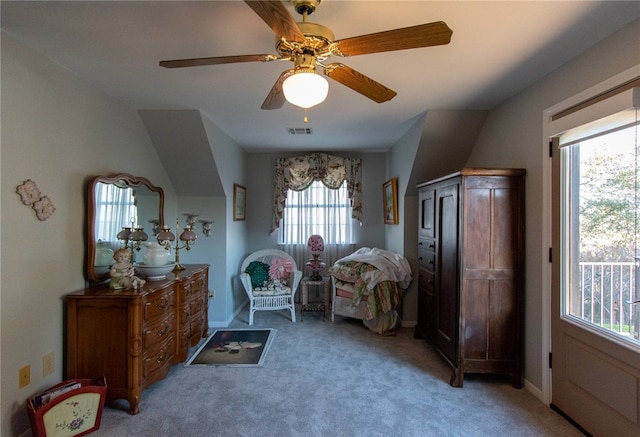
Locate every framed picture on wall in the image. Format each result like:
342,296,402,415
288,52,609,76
383,178,398,225
233,184,246,221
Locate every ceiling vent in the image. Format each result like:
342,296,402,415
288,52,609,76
287,127,313,135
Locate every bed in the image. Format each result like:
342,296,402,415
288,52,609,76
328,247,412,335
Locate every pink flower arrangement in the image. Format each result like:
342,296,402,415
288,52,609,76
269,258,293,280
307,234,325,255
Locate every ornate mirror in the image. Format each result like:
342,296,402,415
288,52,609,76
86,173,164,284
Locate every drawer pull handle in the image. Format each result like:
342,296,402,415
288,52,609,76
429,243,435,250
156,298,168,310
418,256,423,260
157,326,168,336
156,351,168,363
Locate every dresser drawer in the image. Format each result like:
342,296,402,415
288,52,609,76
190,295,204,315
418,249,436,272
190,314,204,338
178,281,193,303
419,268,435,293
196,275,207,291
143,288,175,322
179,305,190,328
419,284,434,313
143,312,175,350
143,337,174,378
418,238,436,253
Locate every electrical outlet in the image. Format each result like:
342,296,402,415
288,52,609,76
19,365,30,388
43,352,55,377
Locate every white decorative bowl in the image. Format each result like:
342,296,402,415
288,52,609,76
134,263,176,280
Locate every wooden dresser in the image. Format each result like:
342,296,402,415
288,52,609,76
65,264,209,414
414,169,525,388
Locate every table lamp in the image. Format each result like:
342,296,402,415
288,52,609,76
306,234,326,281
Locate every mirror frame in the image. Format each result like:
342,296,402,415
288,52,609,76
86,173,164,284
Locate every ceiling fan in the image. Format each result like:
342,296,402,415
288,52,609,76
159,0,453,110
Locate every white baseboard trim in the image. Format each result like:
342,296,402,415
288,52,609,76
208,300,249,329
523,378,545,404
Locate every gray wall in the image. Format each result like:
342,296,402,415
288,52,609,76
202,117,248,325
466,18,640,391
1,33,177,436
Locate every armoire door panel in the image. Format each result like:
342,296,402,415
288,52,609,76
488,280,518,360
492,188,519,268
464,187,491,262
462,280,490,360
436,183,460,363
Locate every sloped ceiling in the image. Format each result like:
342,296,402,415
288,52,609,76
139,110,224,196
408,109,489,194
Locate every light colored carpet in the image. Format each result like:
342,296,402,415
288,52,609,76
93,307,584,437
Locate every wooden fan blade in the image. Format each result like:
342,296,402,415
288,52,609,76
160,54,277,68
245,0,305,43
334,21,452,57
261,69,294,110
324,64,396,103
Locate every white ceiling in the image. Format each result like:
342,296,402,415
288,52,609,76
2,1,640,152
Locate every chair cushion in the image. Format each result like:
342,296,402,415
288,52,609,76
245,261,270,289
253,286,291,296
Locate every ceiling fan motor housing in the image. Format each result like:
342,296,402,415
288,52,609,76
292,53,317,72
275,21,334,61
292,0,321,16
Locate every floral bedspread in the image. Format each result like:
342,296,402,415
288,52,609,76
329,260,402,321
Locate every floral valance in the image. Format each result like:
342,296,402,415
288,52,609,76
271,153,362,233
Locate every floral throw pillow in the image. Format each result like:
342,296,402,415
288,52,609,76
269,258,293,283
245,261,270,289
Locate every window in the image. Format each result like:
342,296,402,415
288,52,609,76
560,119,640,343
94,183,137,244
279,180,354,245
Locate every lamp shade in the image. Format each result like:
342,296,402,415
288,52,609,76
179,226,197,243
307,234,325,255
116,227,132,241
283,71,329,109
156,226,175,243
129,227,148,242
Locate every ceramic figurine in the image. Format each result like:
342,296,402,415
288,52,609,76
110,248,146,290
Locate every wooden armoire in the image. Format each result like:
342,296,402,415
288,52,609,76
414,168,525,388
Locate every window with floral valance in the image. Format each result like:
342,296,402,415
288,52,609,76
271,153,362,233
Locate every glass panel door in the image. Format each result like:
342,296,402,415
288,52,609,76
552,122,640,435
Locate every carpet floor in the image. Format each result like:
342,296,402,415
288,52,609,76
93,307,584,436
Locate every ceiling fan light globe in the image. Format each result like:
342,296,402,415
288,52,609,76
283,72,328,109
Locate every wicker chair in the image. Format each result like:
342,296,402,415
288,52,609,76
239,249,302,325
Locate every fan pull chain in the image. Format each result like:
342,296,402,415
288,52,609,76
303,108,308,123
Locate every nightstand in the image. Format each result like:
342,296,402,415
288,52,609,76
300,277,330,320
